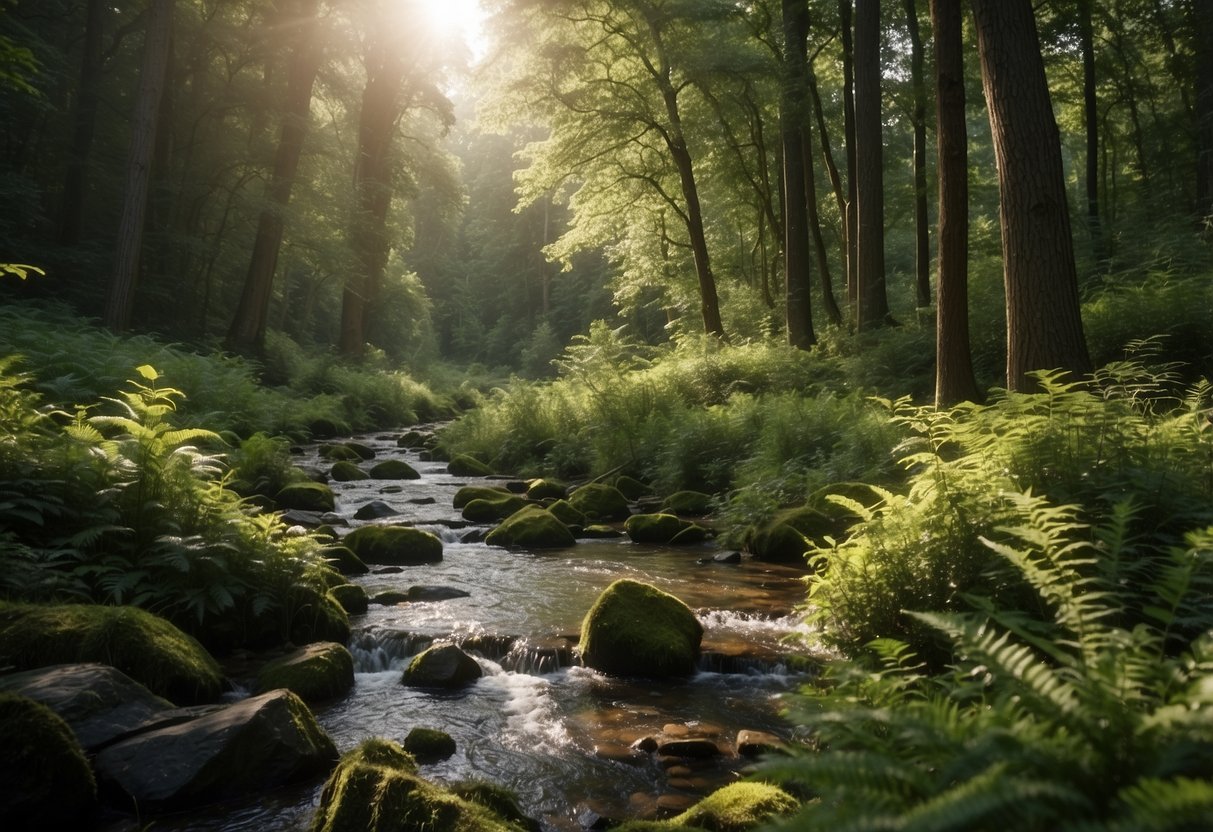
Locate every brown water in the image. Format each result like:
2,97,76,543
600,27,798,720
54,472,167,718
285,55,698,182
153,432,816,831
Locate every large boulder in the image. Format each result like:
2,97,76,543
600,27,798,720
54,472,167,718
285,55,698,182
0,663,171,750
484,506,576,549
354,499,399,520
319,443,364,462
330,460,369,482
402,644,482,689
330,583,370,615
0,602,223,705
344,525,443,566
579,580,702,678
288,586,352,646
95,689,337,811
311,739,521,832
323,544,369,576
525,478,568,501
623,513,709,545
369,459,421,480
0,692,97,829
452,485,514,509
670,782,798,831
256,642,355,703
447,454,494,477
276,481,336,512
461,493,527,523
567,483,631,522
546,499,587,528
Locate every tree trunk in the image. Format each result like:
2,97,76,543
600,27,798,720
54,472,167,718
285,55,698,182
853,0,889,330
808,67,849,286
839,0,858,307
904,0,931,308
782,0,815,348
931,0,979,406
1196,0,1213,222
971,0,1092,391
227,0,323,352
104,0,174,333
1077,0,1106,269
806,138,842,326
59,0,105,247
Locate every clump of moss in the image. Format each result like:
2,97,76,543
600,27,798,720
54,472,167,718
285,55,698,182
448,454,494,476
484,506,576,549
369,459,421,480
462,494,527,522
276,481,336,512
0,692,97,829
256,642,355,703
579,580,702,678
343,526,443,565
453,485,514,509
672,782,798,831
288,587,352,646
310,739,525,832
330,583,369,615
403,727,457,763
567,483,631,522
0,602,223,704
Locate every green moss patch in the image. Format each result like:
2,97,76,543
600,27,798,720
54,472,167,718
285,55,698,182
369,459,421,480
256,642,355,703
0,692,97,828
344,525,443,565
403,727,457,763
330,460,370,482
547,499,587,527
453,485,514,509
660,490,715,517
579,580,703,678
0,602,223,704
330,583,369,615
462,493,527,522
525,478,568,500
568,483,632,522
624,513,694,544
485,506,576,549
672,782,798,831
448,454,494,476
745,505,850,563
276,481,336,512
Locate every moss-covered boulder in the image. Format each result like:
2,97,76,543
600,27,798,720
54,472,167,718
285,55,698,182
288,587,352,646
624,513,694,544
613,475,651,501
0,602,223,704
568,483,632,522
369,459,421,480
448,454,494,477
547,499,587,527
525,478,568,500
580,524,624,539
402,644,482,689
671,782,798,831
311,739,522,832
670,523,711,545
0,692,97,828
579,580,702,678
461,493,527,523
323,544,369,576
330,583,369,615
344,525,443,566
402,727,457,763
450,781,540,832
276,481,336,512
745,505,851,563
256,642,355,703
452,485,514,509
319,443,364,462
330,460,370,482
484,506,576,549
660,490,715,517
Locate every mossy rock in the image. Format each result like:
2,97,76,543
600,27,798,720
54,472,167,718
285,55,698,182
346,442,377,460
276,481,336,512
450,781,540,832
402,644,482,689
447,454,494,477
746,505,851,563
369,459,421,480
256,642,355,703
0,602,223,705
397,430,427,449
308,418,349,440
344,525,443,566
547,499,587,527
624,513,694,544
580,524,624,539
461,493,527,523
485,506,576,549
672,782,798,831
613,474,651,501
330,460,370,482
452,485,514,509
0,692,97,828
661,490,715,517
311,739,521,832
288,587,352,646
670,523,711,545
319,443,364,462
525,478,568,500
579,580,702,678
568,483,632,522
402,727,457,763
322,544,369,576
330,583,369,615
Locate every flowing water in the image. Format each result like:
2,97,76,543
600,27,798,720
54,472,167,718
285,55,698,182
159,431,816,831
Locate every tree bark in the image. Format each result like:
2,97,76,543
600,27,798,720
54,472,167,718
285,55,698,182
1077,0,1106,269
839,0,858,306
853,0,889,330
1196,0,1213,222
59,0,105,246
931,0,979,406
227,0,323,352
904,0,931,308
971,0,1092,391
782,0,815,348
104,0,174,333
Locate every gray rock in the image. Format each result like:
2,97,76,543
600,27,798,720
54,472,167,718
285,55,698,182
353,500,399,520
407,585,471,602
655,737,721,758
402,644,482,689
736,729,786,757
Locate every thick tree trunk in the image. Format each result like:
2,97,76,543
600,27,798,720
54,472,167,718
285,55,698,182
971,0,1092,391
782,0,815,348
227,0,323,352
1196,0,1213,222
59,0,105,246
931,0,979,406
853,0,889,330
104,0,174,333
904,0,930,308
839,0,858,307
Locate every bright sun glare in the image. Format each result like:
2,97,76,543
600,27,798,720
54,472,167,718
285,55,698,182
416,0,489,58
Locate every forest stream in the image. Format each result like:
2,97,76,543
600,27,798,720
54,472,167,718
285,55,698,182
149,431,815,832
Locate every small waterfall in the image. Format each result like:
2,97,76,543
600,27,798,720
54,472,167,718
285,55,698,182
499,639,577,675
414,523,473,544
349,629,435,672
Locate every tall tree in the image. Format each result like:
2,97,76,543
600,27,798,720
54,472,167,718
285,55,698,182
58,0,105,247
853,0,889,330
971,0,1091,391
903,0,930,308
931,0,978,406
1196,0,1213,223
781,0,814,348
227,0,324,353
1077,0,1105,266
839,0,858,304
103,0,174,332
